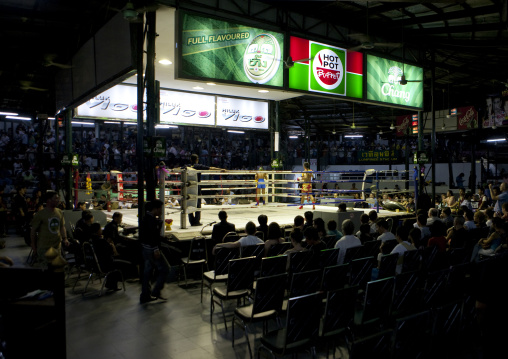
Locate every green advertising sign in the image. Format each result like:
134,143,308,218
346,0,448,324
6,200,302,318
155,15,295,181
179,12,284,86
288,37,363,98
366,54,423,109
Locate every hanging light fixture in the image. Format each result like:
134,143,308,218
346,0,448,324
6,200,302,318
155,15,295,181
351,103,356,129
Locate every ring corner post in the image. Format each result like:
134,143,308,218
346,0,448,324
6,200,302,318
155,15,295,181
180,168,188,229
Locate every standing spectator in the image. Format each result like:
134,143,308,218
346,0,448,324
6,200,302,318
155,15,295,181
456,173,465,188
211,210,236,246
30,191,69,268
139,199,169,304
490,182,508,215
13,184,28,235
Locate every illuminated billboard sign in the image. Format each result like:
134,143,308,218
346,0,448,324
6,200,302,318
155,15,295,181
179,12,284,87
366,54,423,109
216,97,269,130
288,36,363,98
159,90,215,126
75,84,268,130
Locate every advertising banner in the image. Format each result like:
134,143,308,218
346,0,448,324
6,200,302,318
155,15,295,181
216,97,269,130
456,106,478,130
481,94,507,128
75,84,144,120
179,12,284,87
159,90,215,126
366,54,423,109
288,36,363,98
395,114,412,136
357,150,398,163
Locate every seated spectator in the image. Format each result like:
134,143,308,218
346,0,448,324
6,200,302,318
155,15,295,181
409,227,422,249
440,207,454,228
256,214,268,240
264,222,285,256
74,201,87,211
303,211,313,230
313,217,326,238
211,210,235,245
461,192,474,211
427,208,441,226
73,210,94,243
376,219,396,242
414,214,431,241
478,187,490,210
212,221,263,254
501,203,508,222
471,217,507,262
428,219,447,252
368,210,378,234
463,209,477,230
294,215,304,231
334,219,361,265
338,202,347,212
284,228,307,254
359,223,373,244
356,213,370,237
89,223,121,291
103,212,140,268
326,220,343,241
446,216,468,249
167,197,179,208
390,226,416,274
486,207,495,228
444,190,457,208
304,227,327,252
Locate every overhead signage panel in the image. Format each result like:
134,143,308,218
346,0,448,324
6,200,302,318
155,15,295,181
179,12,284,87
216,97,269,130
366,54,423,109
75,84,144,121
288,36,363,99
159,90,215,126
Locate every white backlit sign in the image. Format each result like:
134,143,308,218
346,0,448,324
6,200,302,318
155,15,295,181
159,90,215,126
216,97,269,130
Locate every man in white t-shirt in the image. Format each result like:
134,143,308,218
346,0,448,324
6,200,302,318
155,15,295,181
334,219,361,265
390,226,416,274
376,219,396,242
212,221,263,254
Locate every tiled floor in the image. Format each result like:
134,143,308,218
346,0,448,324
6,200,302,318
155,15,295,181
1,232,486,359
2,233,349,359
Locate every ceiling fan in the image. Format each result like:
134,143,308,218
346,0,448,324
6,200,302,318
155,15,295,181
43,54,72,69
19,81,48,92
284,56,313,68
348,2,402,52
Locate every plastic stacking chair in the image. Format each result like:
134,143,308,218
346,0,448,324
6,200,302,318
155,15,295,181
241,243,265,272
321,264,350,292
257,292,322,359
320,286,359,359
392,311,431,359
322,235,337,248
392,270,423,316
344,245,364,264
223,232,240,243
232,273,287,358
179,236,208,288
255,231,265,241
401,249,421,273
211,256,256,330
320,247,340,269
359,276,395,327
360,240,381,258
201,247,238,303
348,329,393,359
289,269,322,298
266,242,292,257
378,253,399,279
349,257,376,290
79,242,125,297
260,255,288,278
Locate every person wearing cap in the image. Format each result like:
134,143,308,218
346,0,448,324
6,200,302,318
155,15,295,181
255,166,268,206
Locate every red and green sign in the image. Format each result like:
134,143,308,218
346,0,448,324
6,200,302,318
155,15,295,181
288,37,363,98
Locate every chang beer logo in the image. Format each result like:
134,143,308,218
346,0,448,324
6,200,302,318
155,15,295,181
48,217,60,235
312,49,344,90
381,66,411,103
243,33,281,84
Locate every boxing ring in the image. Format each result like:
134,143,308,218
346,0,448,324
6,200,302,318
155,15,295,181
72,167,418,239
